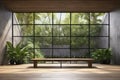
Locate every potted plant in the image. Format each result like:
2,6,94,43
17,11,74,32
6,41,16,64
14,46,29,64
91,48,112,64
6,41,29,65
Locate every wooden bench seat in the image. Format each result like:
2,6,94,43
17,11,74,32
31,58,94,68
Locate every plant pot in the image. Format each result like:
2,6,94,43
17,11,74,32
15,60,24,65
9,59,15,65
100,59,110,64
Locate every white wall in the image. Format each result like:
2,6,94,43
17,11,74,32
0,5,21,64
110,10,120,64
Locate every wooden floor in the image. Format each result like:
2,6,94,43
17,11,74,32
0,64,120,80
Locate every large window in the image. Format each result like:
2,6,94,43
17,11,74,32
12,12,110,59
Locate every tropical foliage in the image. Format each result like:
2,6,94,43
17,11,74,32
6,41,43,64
6,41,29,64
91,48,112,64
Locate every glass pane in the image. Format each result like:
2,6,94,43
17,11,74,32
13,25,21,36
35,25,52,36
71,37,89,48
90,13,106,24
53,13,70,24
53,25,70,36
35,13,52,24
13,25,33,36
90,25,108,36
14,13,33,24
13,37,34,48
35,37,52,48
71,25,89,36
26,49,34,63
90,37,108,48
34,49,44,58
71,13,89,24
53,37,70,48
13,37,22,46
35,49,52,58
102,13,109,24
71,49,89,58
53,49,70,58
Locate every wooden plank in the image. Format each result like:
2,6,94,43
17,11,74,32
0,64,120,80
31,58,94,61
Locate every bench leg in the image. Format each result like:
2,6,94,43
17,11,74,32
88,61,92,68
33,61,37,68
60,61,62,68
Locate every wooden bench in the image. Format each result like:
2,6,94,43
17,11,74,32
31,58,94,68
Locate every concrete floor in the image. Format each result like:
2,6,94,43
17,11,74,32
0,64,120,80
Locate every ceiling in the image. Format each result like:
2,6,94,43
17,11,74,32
1,0,120,12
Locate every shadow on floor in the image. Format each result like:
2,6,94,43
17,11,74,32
28,66,97,69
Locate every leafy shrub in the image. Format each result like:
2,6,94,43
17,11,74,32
91,48,112,64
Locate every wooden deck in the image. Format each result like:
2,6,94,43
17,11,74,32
0,64,120,80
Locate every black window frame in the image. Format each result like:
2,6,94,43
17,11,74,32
12,12,110,59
